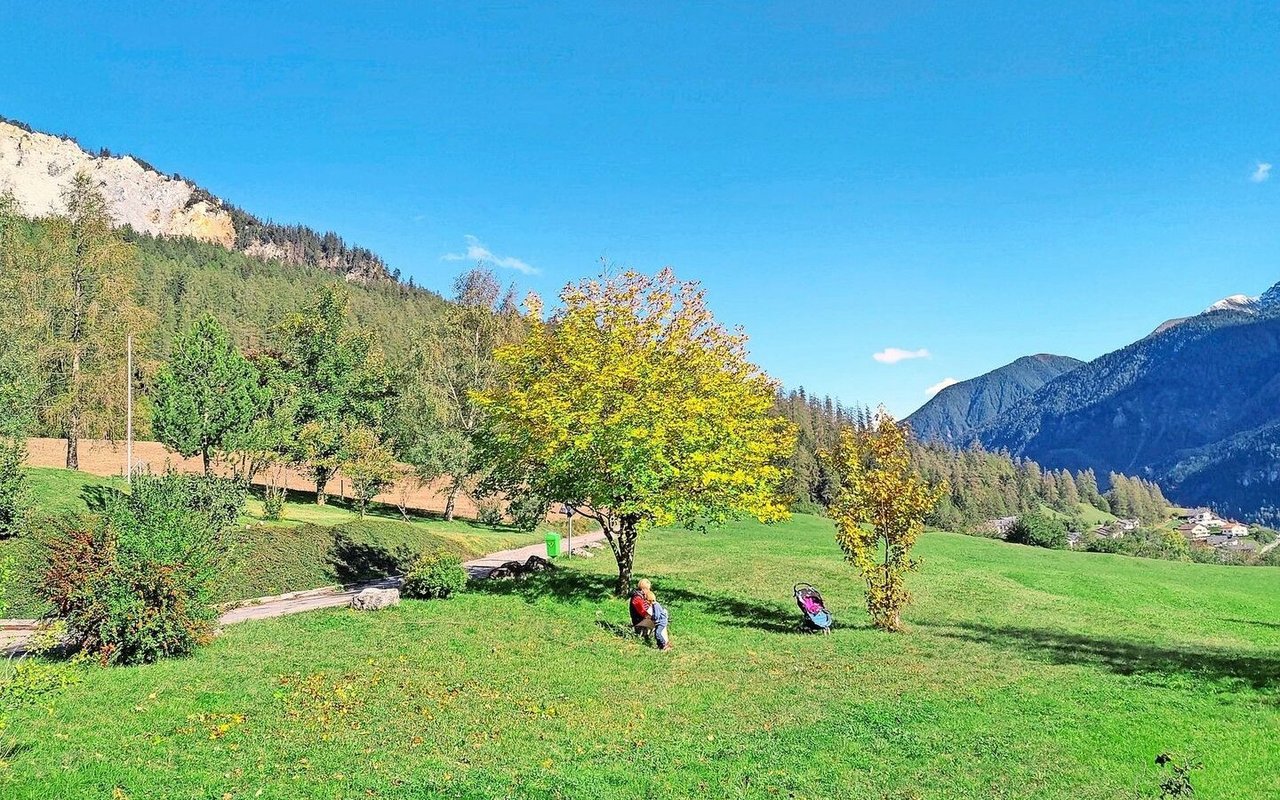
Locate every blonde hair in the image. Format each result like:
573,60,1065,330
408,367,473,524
637,578,652,592
643,589,656,602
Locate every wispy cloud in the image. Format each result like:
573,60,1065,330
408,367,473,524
872,347,931,364
442,235,538,275
925,377,959,397
1250,162,1272,183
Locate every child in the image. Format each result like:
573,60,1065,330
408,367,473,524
642,584,672,651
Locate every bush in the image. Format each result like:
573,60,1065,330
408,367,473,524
789,499,826,517
263,486,286,521
36,471,245,665
0,437,29,539
506,493,548,532
1007,513,1068,549
475,500,504,527
402,553,467,599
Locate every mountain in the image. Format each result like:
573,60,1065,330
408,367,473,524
1150,293,1259,336
0,117,390,283
905,354,1083,444
979,285,1280,521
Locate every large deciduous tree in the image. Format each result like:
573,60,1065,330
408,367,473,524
37,174,148,469
824,412,945,632
392,268,522,520
477,268,796,594
151,313,260,474
0,195,40,537
278,287,389,504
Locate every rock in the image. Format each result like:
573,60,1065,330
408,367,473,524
523,555,554,572
350,587,400,611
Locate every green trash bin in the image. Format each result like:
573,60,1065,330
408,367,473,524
545,532,562,559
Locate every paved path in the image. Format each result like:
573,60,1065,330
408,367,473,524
0,531,609,654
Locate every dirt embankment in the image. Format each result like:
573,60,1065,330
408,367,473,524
24,438,483,518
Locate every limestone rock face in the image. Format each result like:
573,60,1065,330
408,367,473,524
0,121,236,247
350,587,401,611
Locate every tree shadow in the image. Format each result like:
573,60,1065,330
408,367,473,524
80,484,123,513
473,568,807,634
327,533,417,584
923,621,1280,692
1222,618,1280,632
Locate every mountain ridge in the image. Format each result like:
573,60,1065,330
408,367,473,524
0,116,391,283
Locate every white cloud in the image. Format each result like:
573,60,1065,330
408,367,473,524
442,235,539,275
872,347,931,364
925,377,960,397
1250,162,1272,183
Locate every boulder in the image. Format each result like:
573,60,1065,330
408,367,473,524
523,555,555,573
351,587,401,611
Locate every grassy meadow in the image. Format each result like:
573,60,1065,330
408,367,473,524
3,514,1277,798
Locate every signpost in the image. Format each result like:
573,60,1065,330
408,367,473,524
561,504,576,557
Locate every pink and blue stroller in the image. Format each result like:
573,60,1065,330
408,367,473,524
793,583,833,633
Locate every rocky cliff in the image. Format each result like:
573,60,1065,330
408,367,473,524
0,118,389,282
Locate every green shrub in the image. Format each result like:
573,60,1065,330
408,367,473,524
1007,513,1068,549
476,500,504,527
402,553,467,600
0,437,29,539
506,493,548,532
36,471,244,665
789,499,826,517
263,486,286,521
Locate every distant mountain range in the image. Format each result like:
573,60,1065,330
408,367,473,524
910,284,1280,521
905,354,1083,445
0,116,391,283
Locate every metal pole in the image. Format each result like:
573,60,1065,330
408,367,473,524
567,513,573,558
126,333,133,482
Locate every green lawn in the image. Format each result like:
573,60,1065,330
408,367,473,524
4,515,1277,798
1041,501,1118,526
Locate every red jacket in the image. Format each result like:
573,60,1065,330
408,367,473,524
629,590,651,624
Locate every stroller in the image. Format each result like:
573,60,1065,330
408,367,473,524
793,583,833,633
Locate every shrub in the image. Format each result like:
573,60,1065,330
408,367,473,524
1007,513,1068,549
789,499,826,517
506,493,548,532
0,437,29,539
263,486,286,521
402,553,467,599
475,500,504,527
36,471,244,665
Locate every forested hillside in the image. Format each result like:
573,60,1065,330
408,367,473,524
905,353,1082,444
980,291,1280,522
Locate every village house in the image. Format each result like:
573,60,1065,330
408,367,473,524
1178,522,1211,541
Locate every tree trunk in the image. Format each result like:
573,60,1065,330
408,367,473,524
315,472,329,505
202,447,212,476
443,484,459,522
613,516,639,596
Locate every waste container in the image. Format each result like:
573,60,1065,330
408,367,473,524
545,532,562,559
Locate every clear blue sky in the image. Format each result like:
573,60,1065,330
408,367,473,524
4,3,1278,416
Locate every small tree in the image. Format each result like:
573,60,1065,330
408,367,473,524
1007,512,1068,549
151,314,260,474
278,287,390,504
824,413,945,632
342,426,398,518
477,268,796,594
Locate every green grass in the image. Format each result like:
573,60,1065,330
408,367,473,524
4,515,1277,798
2,468,542,617
1040,502,1118,525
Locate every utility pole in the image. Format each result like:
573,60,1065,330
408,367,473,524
126,333,133,481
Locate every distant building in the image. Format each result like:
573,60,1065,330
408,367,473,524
1222,521,1249,537
1178,522,1211,540
1181,507,1214,524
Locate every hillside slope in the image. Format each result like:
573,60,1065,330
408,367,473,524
905,354,1082,444
981,283,1280,520
0,117,390,282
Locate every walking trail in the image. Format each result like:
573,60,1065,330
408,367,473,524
1,529,608,654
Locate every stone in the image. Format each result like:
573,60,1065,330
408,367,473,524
350,587,400,611
523,555,554,572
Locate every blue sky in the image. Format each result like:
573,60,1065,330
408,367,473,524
3,3,1278,415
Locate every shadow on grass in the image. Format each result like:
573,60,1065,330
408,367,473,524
1223,618,1280,632
925,621,1280,691
245,484,520,534
474,568,806,634
327,534,417,584
80,483,123,512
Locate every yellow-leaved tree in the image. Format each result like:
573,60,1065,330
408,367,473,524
825,412,945,631
476,268,796,594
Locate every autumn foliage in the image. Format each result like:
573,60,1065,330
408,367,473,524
825,413,945,631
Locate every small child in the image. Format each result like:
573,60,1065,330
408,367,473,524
642,587,672,650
